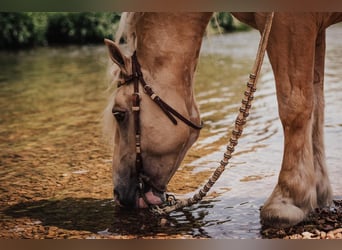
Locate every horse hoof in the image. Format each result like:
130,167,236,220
260,202,306,228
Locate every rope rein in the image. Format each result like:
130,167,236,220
150,12,274,215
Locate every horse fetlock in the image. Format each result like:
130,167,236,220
316,175,333,207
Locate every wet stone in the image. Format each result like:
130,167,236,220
261,201,342,239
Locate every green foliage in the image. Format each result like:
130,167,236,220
27,13,49,45
0,12,46,49
211,12,234,32
46,13,119,45
0,12,120,49
210,12,251,33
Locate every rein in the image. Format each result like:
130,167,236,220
150,12,275,215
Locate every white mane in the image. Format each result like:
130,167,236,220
102,12,142,145
114,12,144,54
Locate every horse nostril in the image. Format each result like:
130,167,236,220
113,187,136,208
113,189,120,201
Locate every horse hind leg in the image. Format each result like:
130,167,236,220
312,29,332,207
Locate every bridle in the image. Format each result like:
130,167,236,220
117,51,203,206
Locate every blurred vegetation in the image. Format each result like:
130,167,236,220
0,13,47,49
0,12,249,50
210,12,251,33
0,12,120,49
46,13,120,45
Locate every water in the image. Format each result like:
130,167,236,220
0,24,341,239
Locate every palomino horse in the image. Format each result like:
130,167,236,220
104,12,342,228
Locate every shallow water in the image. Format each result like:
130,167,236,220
0,24,341,239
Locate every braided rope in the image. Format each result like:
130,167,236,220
151,12,274,215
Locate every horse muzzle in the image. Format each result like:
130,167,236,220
136,188,166,208
113,185,166,209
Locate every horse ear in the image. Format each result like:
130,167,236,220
104,38,128,72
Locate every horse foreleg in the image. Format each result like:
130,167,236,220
312,30,332,207
260,15,318,227
261,94,316,228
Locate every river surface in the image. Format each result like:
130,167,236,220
0,24,341,239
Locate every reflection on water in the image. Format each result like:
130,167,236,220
0,24,341,239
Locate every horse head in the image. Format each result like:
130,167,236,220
104,13,212,208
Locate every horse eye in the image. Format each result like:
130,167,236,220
112,110,126,122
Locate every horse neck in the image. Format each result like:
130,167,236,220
135,13,212,90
